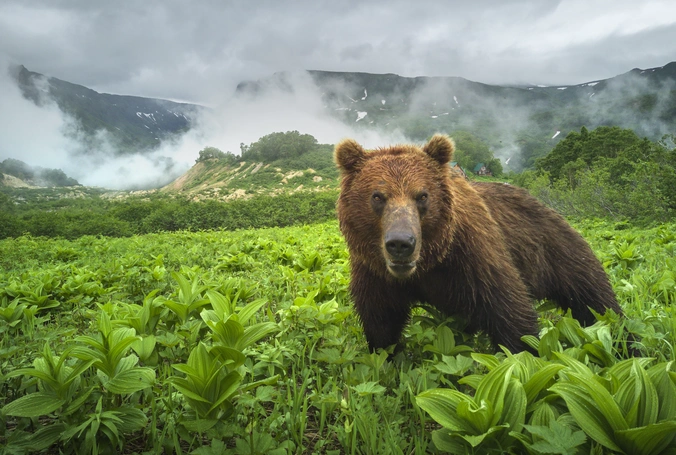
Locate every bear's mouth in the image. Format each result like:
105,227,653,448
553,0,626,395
386,259,417,278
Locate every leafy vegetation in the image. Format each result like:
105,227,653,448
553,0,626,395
0,218,674,454
0,158,80,187
196,147,238,165
452,131,503,177
516,127,676,223
239,131,322,163
0,190,339,240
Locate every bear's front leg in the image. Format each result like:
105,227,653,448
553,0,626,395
349,261,414,351
444,238,540,354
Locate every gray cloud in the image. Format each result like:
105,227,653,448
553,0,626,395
1,0,675,188
2,0,675,104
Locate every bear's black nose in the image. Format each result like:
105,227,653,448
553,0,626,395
385,232,416,260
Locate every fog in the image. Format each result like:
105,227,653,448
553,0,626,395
0,65,408,190
1,61,674,189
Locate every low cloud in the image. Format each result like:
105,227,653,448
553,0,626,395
0,64,407,190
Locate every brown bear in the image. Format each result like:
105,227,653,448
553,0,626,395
335,134,623,353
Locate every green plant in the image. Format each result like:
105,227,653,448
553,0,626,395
70,312,155,395
169,342,243,427
550,359,676,455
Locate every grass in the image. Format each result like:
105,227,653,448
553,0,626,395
0,219,674,454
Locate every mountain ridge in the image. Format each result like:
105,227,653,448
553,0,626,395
235,62,675,171
5,62,676,190
11,65,202,153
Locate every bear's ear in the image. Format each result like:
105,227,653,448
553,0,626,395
335,139,367,173
423,134,455,165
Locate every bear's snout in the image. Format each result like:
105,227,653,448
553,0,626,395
385,232,416,259
382,204,421,278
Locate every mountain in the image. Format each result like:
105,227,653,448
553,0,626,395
0,158,79,188
9,62,676,180
11,65,202,153
237,63,676,169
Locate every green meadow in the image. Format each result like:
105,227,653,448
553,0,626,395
1,219,674,454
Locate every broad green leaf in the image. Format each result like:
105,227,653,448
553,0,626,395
99,310,113,337
200,308,220,324
566,373,629,431
597,325,613,352
528,400,557,426
4,367,61,390
538,327,562,358
113,406,149,433
206,289,233,317
115,354,140,375
458,374,483,390
209,345,246,369
416,388,476,433
456,399,492,434
471,353,500,370
632,360,659,427
172,271,194,303
170,377,212,404
239,322,279,350
521,335,540,352
615,374,640,426
608,357,655,383
73,335,105,352
105,367,155,394
433,325,456,355
237,297,269,325
615,420,676,455
458,425,507,448
240,374,281,392
552,352,594,377
475,362,515,427
62,359,97,389
6,423,66,452
63,386,95,416
206,370,243,416
647,361,676,422
162,299,188,322
583,341,616,367
431,429,471,454
501,378,526,435
2,392,65,417
108,334,142,368
131,335,156,361
549,382,623,452
209,317,244,348
556,316,590,347
524,363,565,404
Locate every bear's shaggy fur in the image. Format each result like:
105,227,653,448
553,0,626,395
335,134,623,353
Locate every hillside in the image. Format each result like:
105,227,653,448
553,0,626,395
11,65,202,152
161,158,338,201
0,158,80,188
238,63,676,169
5,61,675,190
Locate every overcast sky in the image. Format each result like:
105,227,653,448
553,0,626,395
2,0,676,104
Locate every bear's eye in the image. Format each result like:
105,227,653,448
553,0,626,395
371,192,386,212
416,192,429,203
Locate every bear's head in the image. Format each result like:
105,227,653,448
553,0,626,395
335,135,456,279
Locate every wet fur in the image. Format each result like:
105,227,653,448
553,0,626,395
335,135,623,352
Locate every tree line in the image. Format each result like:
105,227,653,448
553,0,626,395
516,126,676,222
0,191,338,240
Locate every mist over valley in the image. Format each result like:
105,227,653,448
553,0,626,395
1,61,676,191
